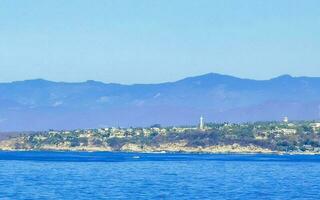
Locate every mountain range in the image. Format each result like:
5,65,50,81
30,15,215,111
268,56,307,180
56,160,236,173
1,73,320,131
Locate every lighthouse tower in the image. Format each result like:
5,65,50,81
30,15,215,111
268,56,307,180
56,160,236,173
283,116,289,123
199,116,204,130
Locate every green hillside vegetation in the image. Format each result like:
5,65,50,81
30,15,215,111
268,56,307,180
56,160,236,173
2,121,320,153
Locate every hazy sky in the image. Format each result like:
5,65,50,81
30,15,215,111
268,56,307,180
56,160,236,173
1,0,319,83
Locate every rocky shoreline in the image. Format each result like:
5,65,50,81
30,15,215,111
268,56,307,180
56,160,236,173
1,140,318,155
2,121,320,155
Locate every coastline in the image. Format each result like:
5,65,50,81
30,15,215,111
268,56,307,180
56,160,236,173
0,140,277,154
0,146,318,155
2,121,320,156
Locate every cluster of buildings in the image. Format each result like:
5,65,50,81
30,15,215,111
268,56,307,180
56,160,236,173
44,116,320,141
45,116,207,139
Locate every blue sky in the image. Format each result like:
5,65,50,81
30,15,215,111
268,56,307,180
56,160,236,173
0,0,319,83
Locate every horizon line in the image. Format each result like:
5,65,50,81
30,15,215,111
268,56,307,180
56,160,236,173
0,72,317,86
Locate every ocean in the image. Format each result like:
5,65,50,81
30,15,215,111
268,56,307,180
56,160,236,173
0,151,319,199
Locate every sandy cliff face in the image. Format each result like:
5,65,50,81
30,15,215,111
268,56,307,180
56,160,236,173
0,138,25,150
0,137,272,153
120,142,273,153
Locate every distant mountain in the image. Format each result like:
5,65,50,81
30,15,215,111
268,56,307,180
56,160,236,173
1,73,320,131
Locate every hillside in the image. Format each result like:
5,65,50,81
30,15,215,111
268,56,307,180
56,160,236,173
1,73,320,131
1,121,320,154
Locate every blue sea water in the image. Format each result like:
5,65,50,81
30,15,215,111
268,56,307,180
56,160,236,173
0,152,320,200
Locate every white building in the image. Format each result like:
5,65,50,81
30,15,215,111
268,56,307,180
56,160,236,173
199,116,204,130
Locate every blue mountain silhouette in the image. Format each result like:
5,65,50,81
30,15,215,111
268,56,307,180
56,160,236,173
1,73,320,131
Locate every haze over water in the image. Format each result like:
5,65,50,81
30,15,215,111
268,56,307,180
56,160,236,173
0,152,319,199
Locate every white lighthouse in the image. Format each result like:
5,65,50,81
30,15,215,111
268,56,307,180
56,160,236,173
199,116,204,130
283,116,289,123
